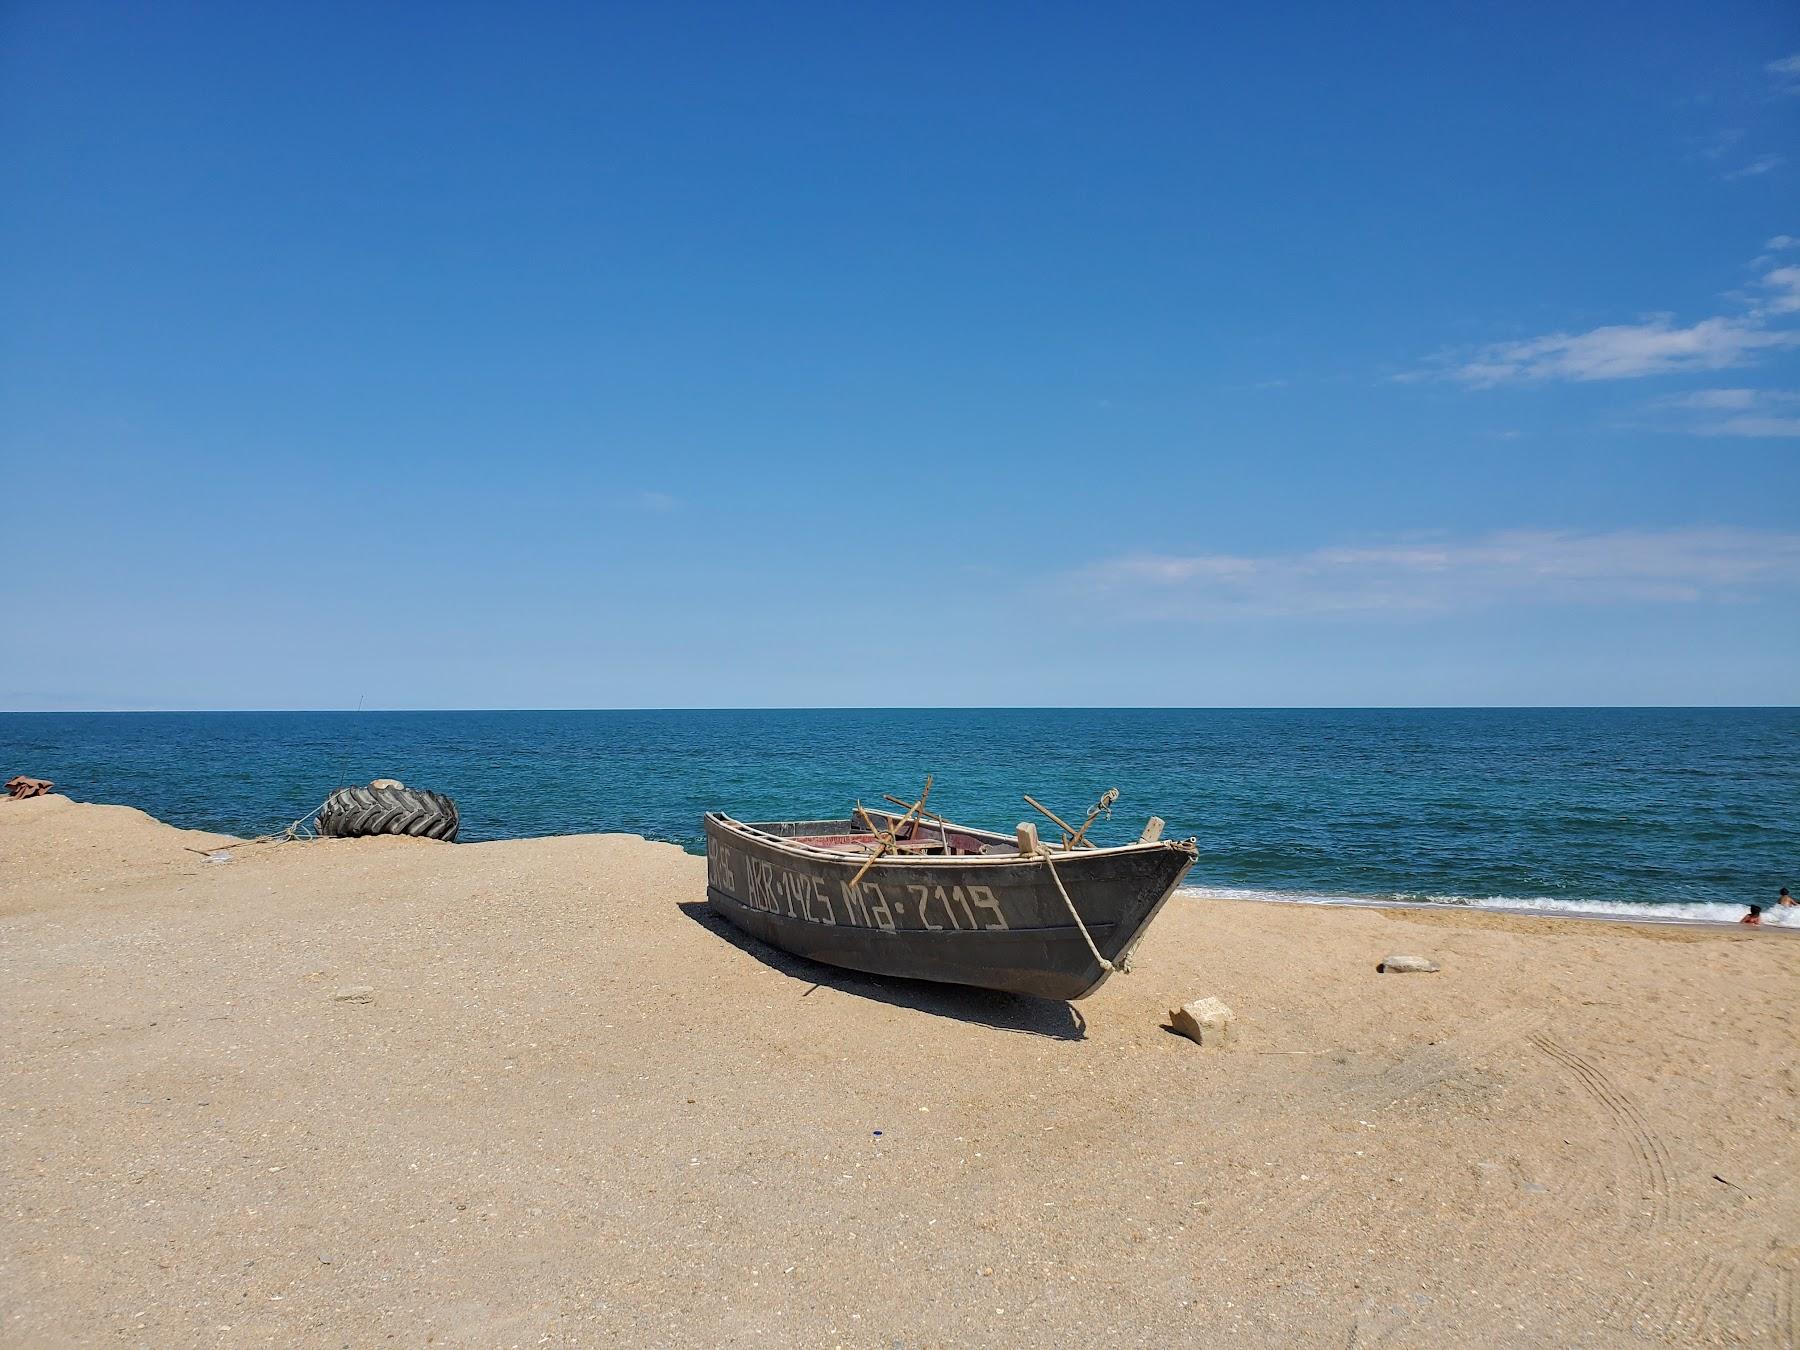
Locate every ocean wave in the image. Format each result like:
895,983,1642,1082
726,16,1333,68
1177,885,1800,928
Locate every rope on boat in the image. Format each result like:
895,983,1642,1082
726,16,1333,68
849,775,933,888
1038,845,1116,975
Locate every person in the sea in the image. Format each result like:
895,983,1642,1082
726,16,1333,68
1741,904,1763,926
1780,887,1796,908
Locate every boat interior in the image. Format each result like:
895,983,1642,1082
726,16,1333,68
759,810,1020,858
730,787,1166,859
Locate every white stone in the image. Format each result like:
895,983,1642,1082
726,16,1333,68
1168,996,1235,1047
1376,953,1440,974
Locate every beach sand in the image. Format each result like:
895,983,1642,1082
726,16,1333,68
2,795,1795,1346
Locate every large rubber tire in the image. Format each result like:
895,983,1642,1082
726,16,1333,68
317,785,459,842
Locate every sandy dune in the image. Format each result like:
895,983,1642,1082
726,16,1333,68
2,795,1795,1346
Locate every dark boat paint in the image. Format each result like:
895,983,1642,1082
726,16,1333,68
703,812,1198,1001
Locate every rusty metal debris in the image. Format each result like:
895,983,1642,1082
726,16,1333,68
5,776,53,799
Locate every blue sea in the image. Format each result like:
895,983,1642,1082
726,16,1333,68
3,709,1795,927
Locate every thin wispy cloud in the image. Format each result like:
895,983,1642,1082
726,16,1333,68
1664,388,1760,410
1431,316,1798,386
1076,528,1800,618
1724,153,1786,181
1704,415,1800,437
1770,52,1800,95
1657,387,1800,437
1759,265,1800,313
1697,128,1745,161
1748,236,1797,268
1708,53,1799,176
1409,248,1800,386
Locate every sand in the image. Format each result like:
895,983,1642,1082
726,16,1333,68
1,795,1795,1347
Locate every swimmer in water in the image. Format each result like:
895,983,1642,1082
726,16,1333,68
1741,904,1763,926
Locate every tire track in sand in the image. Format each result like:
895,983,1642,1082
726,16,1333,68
1606,1164,1800,1345
1689,1263,1784,1346
1567,1065,1800,1343
1620,1258,1791,1347
1528,1033,1673,1231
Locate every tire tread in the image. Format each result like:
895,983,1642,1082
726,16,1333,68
318,785,459,842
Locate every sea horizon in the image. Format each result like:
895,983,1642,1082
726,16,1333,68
5,703,1797,713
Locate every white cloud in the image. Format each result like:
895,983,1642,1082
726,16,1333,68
1656,387,1800,436
1770,52,1800,92
633,490,679,511
1414,246,1800,386
1759,265,1800,314
1767,235,1800,250
1444,316,1799,385
1704,414,1800,437
1077,528,1800,618
1700,128,1745,160
1725,154,1786,181
1664,388,1759,410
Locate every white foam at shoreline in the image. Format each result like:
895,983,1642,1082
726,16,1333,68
1178,885,1800,928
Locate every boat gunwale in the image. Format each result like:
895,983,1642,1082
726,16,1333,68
704,811,1198,868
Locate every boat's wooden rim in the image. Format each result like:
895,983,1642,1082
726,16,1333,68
705,811,1197,867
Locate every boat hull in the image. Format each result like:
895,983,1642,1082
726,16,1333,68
702,813,1197,1001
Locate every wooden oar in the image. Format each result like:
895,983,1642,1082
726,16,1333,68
1023,794,1080,848
1023,790,1118,850
882,793,954,852
857,799,933,844
850,775,933,888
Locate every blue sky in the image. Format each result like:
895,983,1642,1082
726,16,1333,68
2,2,1796,709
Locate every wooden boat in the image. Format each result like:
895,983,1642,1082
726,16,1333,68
702,801,1197,1001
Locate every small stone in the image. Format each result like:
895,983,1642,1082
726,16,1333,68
1376,953,1440,974
332,986,374,1003
1168,996,1235,1048
319,1254,333,1264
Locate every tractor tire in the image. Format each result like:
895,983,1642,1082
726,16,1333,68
317,784,459,842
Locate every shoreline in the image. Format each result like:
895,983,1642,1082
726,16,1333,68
1179,884,1800,932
